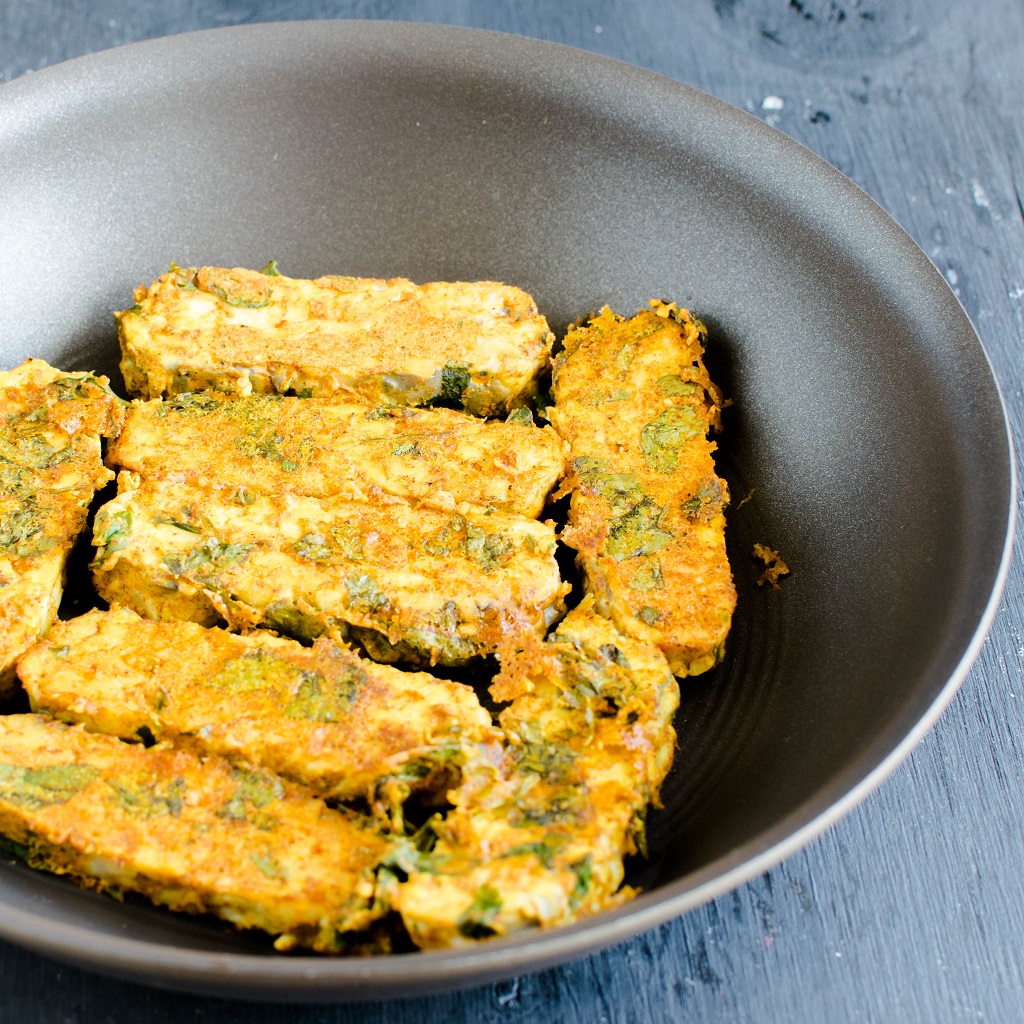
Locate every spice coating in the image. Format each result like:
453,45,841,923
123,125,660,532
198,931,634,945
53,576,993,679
117,266,553,415
550,302,736,675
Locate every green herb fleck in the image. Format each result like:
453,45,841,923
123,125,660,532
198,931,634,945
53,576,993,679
569,856,594,909
107,777,185,819
392,440,420,457
283,665,364,722
153,516,202,534
604,497,673,561
656,374,700,397
260,260,282,277
345,574,390,616
637,606,662,625
438,363,471,405
640,406,703,473
465,525,513,569
250,850,288,879
0,501,56,559
505,407,534,426
292,532,334,562
0,763,99,809
630,557,666,592
263,603,324,643
456,884,503,939
423,515,466,557
502,833,570,868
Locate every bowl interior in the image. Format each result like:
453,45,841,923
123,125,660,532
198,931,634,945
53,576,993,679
0,20,1011,999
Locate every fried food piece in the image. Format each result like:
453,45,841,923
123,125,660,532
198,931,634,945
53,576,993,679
109,393,566,518
90,475,569,666
0,360,125,695
117,266,554,415
19,607,500,823
549,302,736,676
0,714,391,952
390,598,679,948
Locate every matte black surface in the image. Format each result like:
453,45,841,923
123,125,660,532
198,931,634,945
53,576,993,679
0,14,1015,1009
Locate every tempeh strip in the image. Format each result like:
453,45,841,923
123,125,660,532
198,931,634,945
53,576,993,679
90,475,569,666
117,266,554,415
389,598,679,948
549,302,736,676
109,393,566,518
0,359,125,694
0,715,392,952
19,607,500,822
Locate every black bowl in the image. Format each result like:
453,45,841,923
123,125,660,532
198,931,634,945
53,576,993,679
0,20,1013,1002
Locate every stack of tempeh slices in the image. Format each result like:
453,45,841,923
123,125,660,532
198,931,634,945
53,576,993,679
0,266,734,952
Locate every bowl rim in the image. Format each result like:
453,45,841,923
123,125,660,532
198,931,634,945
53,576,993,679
0,17,1015,1001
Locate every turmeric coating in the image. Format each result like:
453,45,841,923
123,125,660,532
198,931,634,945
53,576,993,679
117,266,553,415
90,474,569,667
390,598,679,947
19,607,499,823
109,393,566,518
0,360,125,696
550,302,736,676
0,714,393,952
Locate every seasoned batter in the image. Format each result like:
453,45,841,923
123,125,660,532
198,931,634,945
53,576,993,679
109,393,566,517
550,302,736,675
391,598,679,947
0,714,391,952
0,360,124,695
19,607,500,825
117,265,553,415
90,474,569,666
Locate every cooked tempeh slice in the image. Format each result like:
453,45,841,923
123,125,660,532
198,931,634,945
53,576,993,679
19,606,500,821
109,393,566,518
390,598,679,948
549,302,736,676
90,475,569,666
0,360,125,695
117,266,554,415
0,714,391,952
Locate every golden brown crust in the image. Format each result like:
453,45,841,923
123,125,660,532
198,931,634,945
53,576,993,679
109,394,567,518
117,266,554,414
0,714,391,952
18,607,499,820
390,598,679,947
549,303,736,675
0,360,125,695
90,474,569,666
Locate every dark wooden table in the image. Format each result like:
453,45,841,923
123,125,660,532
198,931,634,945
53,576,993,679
2,2,1022,1021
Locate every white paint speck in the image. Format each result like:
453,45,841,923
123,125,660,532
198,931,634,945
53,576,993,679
945,186,954,195
971,180,991,208
1008,285,1024,300
946,268,959,286
835,951,843,958
762,95,784,111
594,24,604,33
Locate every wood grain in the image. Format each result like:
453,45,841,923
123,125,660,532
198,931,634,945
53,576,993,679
1,1,1022,1021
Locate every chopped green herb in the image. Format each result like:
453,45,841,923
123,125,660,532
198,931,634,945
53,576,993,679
0,763,99,809
92,507,133,557
260,260,282,277
173,536,254,575
0,501,56,559
614,344,635,370
502,833,570,868
456,884,503,939
292,532,334,562
464,525,513,569
107,777,185,819
250,850,288,879
423,515,467,557
505,407,534,426
392,440,420,457
283,665,364,722
656,374,700,397
637,606,662,625
641,406,703,473
263,603,324,643
153,516,202,534
437,362,471,405
345,574,390,615
569,856,594,909
604,497,673,561
630,557,666,592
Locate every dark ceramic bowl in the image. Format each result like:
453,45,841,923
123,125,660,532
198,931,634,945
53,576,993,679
0,20,1013,1002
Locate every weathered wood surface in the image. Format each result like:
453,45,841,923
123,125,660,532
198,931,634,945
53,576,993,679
1,1,1023,1021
